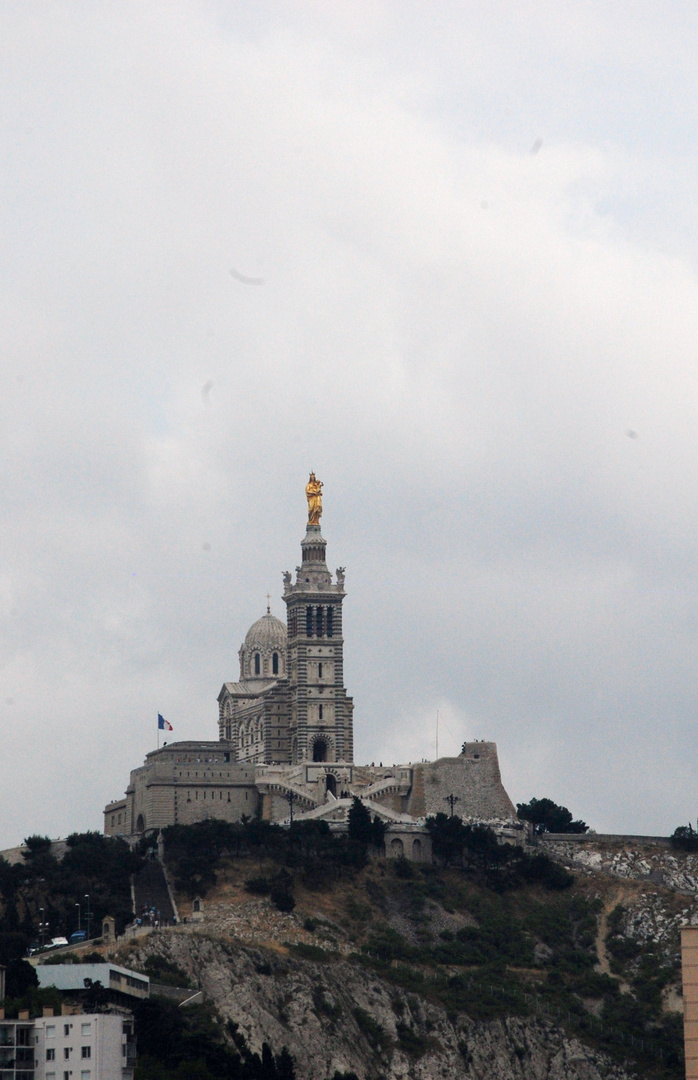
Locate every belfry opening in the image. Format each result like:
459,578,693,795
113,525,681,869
312,738,328,763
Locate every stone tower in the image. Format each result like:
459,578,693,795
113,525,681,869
283,477,353,763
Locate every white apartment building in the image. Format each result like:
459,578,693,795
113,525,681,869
0,1011,135,1080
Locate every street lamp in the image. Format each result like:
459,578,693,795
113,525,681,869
39,907,47,949
75,903,81,932
84,894,92,940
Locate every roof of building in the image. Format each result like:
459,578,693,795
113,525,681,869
221,679,278,698
36,963,149,998
244,612,287,649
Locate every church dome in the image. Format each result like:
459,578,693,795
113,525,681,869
244,613,287,649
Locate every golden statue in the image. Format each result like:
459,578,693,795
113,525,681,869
306,472,323,525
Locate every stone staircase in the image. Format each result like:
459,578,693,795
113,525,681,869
132,859,175,925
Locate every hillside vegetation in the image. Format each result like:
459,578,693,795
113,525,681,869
137,818,689,1079
0,818,692,1079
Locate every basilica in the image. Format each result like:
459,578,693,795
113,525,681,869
103,477,516,856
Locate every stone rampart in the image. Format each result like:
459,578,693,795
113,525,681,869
407,744,516,820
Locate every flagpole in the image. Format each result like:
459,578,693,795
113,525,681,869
157,716,160,750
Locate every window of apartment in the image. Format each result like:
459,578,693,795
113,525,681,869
81,1047,91,1059
46,1049,56,1060
64,1047,71,1059
46,1073,55,1080
46,1026,56,1038
64,1071,70,1080
64,1025,71,1037
80,1025,91,1038
81,1072,91,1080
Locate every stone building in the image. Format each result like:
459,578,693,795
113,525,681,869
217,517,353,766
0,1008,135,1080
103,479,515,845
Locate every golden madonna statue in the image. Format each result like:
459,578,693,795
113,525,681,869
305,472,323,525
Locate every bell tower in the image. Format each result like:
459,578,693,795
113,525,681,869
282,474,353,764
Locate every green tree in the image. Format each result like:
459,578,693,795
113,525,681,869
670,824,698,851
347,798,372,843
516,797,588,834
425,813,466,866
22,835,53,859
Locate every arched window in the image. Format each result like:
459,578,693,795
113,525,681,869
316,606,324,636
136,814,145,833
327,607,334,637
390,837,404,856
272,652,279,675
312,738,328,763
254,653,261,675
318,703,323,720
326,774,337,797
306,606,313,637
412,838,422,860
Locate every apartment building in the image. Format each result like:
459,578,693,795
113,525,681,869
0,1009,135,1080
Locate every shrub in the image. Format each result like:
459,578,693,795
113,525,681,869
396,1020,429,1056
245,877,272,895
393,856,414,879
352,1007,389,1053
271,887,295,913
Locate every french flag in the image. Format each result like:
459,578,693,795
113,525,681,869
158,714,173,731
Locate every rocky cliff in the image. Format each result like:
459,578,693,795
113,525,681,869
124,931,632,1080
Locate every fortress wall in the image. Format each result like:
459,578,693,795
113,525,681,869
104,799,128,837
268,791,297,822
174,784,258,826
145,781,176,832
111,748,261,836
408,744,516,820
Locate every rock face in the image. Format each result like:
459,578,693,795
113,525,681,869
542,839,698,894
126,932,632,1080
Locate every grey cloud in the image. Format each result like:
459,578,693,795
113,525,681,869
1,3,698,845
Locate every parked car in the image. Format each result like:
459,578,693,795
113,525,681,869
27,936,69,956
69,930,87,944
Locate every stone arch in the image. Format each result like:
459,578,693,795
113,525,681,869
389,837,404,856
310,733,334,764
135,813,146,833
312,738,328,762
412,838,422,861
326,773,337,797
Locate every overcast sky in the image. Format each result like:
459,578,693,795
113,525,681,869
2,1,698,848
